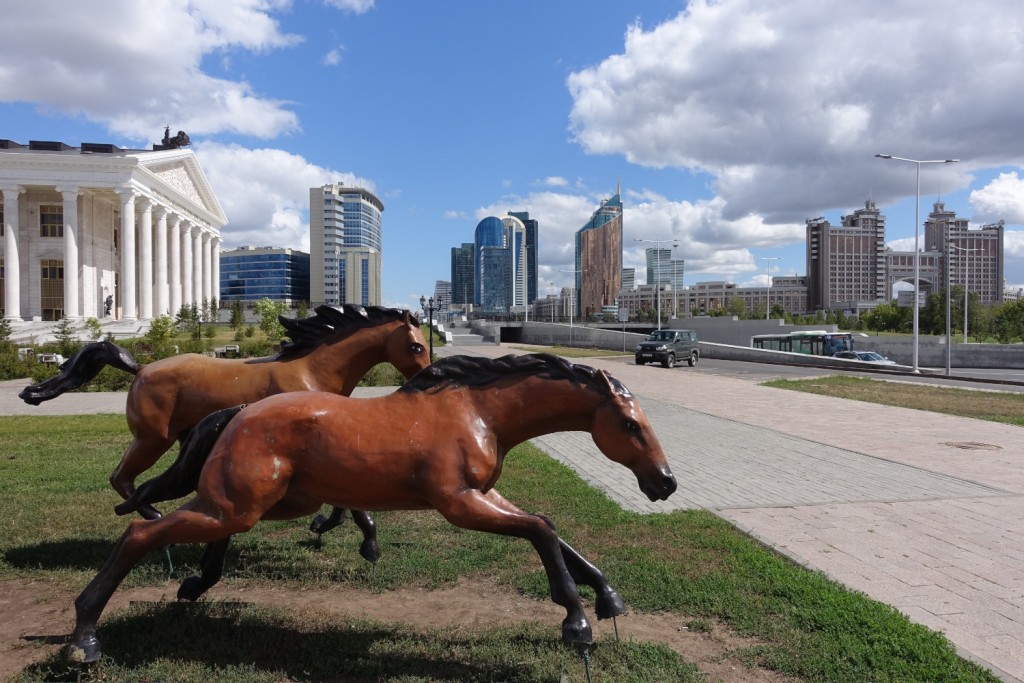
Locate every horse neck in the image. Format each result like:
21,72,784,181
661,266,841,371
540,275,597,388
309,324,393,394
481,376,604,446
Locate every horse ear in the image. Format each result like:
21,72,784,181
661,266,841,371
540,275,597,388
402,309,412,326
597,370,616,394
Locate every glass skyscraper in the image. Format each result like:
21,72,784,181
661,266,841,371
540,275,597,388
475,216,509,312
310,183,383,306
220,246,310,305
575,185,623,319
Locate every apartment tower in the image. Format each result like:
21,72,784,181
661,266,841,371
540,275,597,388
309,183,383,307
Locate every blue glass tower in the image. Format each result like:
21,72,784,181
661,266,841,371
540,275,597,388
474,216,509,312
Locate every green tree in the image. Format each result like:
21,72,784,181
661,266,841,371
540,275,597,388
727,297,746,318
296,300,310,320
144,315,178,348
253,297,287,344
0,317,12,352
54,317,80,357
83,317,104,340
229,299,244,330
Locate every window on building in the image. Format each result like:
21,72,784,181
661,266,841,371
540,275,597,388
41,258,64,321
40,205,63,238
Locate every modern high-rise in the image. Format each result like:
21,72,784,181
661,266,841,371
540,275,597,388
645,248,684,291
621,267,635,291
806,200,886,311
925,201,1004,304
309,183,383,307
507,211,538,305
575,186,622,319
220,245,310,305
501,214,529,313
474,216,509,312
450,242,474,305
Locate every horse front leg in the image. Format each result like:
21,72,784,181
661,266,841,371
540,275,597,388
177,536,232,602
109,435,176,521
309,508,380,563
534,514,624,620
436,489,590,644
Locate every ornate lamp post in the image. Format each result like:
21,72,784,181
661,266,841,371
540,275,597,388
419,295,435,359
875,153,959,372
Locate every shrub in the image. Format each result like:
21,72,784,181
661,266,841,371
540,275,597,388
357,362,406,387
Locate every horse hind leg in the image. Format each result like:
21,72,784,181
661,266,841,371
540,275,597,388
68,507,244,663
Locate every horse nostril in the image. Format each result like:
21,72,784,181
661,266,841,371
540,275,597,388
662,473,677,494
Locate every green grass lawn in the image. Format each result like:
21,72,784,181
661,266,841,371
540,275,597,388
1,415,999,682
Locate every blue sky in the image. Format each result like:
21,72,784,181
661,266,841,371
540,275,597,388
3,0,1024,310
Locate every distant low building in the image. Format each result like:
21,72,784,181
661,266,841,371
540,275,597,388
219,245,309,306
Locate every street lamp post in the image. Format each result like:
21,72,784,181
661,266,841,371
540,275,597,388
635,237,675,330
419,295,435,359
756,256,781,320
875,154,960,372
558,269,585,346
949,244,983,344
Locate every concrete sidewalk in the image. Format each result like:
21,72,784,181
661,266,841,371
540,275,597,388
5,349,1024,681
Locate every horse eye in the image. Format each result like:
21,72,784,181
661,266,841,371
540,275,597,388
411,343,425,354
624,419,640,433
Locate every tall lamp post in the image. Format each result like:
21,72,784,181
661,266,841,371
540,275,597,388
635,237,676,330
558,269,585,346
670,244,681,318
756,256,781,320
949,244,983,344
419,295,435,359
875,154,959,372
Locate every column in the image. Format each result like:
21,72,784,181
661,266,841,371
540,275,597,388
56,186,81,319
1,186,24,320
169,214,182,315
137,197,153,319
181,221,193,307
212,236,221,310
202,232,212,307
192,226,203,309
154,206,169,316
117,188,137,320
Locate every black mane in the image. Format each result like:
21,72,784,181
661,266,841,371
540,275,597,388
399,353,630,397
272,304,419,361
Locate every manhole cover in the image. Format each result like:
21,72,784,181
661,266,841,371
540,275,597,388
943,441,1002,451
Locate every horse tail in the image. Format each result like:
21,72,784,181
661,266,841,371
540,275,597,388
114,404,246,516
18,340,140,406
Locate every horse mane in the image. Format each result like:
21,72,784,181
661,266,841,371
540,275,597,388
399,353,630,397
272,304,420,361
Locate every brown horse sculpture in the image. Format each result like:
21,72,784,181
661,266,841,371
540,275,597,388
66,353,676,662
20,304,430,560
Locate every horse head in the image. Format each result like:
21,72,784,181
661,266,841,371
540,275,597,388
589,370,676,502
384,309,431,378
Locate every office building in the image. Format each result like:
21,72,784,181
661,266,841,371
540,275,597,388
575,186,622,319
806,200,887,311
220,245,309,305
507,211,538,305
310,183,383,307
0,135,226,321
621,267,635,291
501,214,530,313
450,242,474,305
925,202,1004,304
474,216,509,312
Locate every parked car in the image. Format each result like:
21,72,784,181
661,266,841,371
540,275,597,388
834,350,897,365
36,352,66,365
635,329,699,368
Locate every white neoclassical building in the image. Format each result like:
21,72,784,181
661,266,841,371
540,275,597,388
0,137,227,322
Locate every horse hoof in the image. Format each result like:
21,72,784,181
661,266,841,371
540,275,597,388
177,576,205,602
595,589,626,620
561,617,593,644
359,539,380,564
65,635,101,663
139,504,163,521
309,514,328,534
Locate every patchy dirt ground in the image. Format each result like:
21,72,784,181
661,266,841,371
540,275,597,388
1,577,793,682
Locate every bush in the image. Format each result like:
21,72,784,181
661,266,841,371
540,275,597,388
0,348,30,381
357,362,406,387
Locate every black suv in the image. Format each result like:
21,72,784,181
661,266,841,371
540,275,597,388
634,329,699,368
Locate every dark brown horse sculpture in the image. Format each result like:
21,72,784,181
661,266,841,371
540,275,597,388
20,304,430,560
66,353,676,662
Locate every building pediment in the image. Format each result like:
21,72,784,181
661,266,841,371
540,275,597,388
134,150,227,227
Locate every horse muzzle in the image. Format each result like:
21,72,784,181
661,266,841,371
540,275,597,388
639,468,677,502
